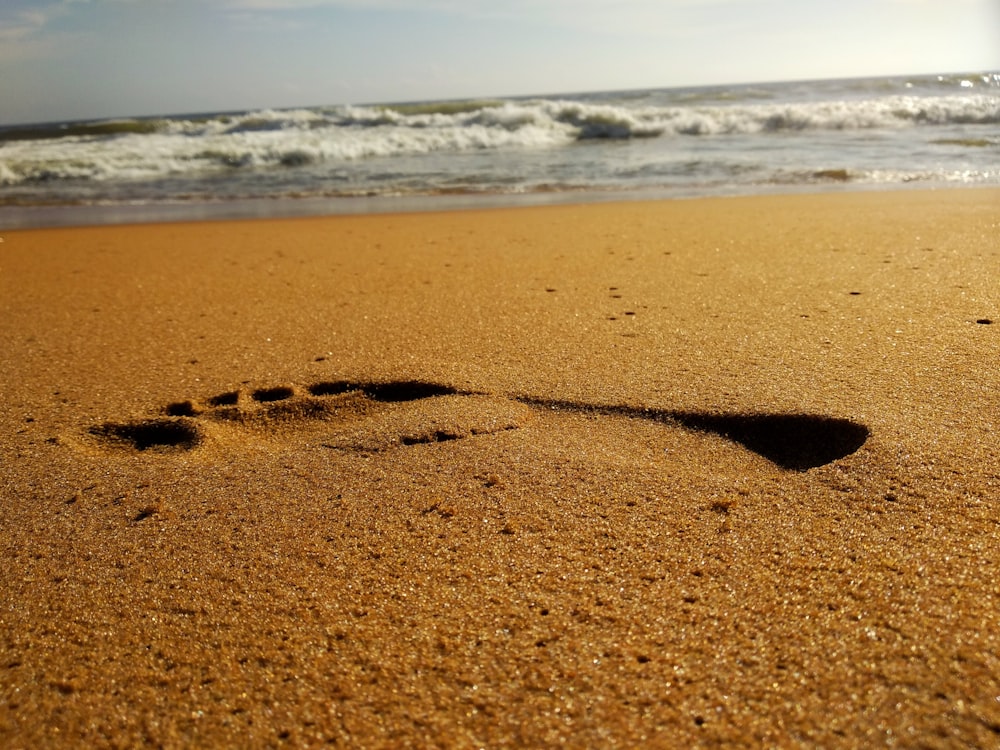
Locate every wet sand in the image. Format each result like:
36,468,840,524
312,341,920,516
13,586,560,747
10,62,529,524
1,189,999,747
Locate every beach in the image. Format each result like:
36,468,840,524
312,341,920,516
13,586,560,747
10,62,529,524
1,187,999,746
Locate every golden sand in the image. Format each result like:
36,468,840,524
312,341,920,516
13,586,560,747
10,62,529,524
1,189,999,747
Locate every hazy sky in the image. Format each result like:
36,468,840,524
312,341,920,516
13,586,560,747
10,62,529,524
1,0,998,125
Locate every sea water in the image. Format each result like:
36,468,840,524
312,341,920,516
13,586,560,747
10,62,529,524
1,72,997,226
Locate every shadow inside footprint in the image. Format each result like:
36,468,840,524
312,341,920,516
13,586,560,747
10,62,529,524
668,412,870,471
308,380,460,402
400,429,462,446
364,381,460,402
520,398,868,471
90,419,201,452
252,386,295,403
208,391,240,407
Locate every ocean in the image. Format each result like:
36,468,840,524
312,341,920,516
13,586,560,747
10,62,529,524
1,71,998,227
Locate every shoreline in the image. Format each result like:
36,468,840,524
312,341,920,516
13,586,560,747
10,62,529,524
2,188,999,746
1,180,993,230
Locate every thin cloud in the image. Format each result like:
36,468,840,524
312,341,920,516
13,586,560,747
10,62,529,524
0,8,54,42
0,0,145,62
0,5,72,61
216,0,746,40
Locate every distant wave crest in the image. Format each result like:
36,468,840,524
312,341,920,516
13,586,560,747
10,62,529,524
1,84,997,188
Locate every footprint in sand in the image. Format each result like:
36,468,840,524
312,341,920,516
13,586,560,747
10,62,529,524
87,379,869,471
87,380,528,456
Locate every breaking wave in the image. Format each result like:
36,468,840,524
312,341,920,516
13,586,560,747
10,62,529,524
3,90,998,187
0,71,996,207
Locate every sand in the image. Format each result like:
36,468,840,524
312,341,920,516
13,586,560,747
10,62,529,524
1,188,998,747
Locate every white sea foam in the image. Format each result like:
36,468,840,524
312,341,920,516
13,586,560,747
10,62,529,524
1,73,997,204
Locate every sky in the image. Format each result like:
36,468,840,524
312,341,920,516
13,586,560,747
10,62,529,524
1,0,998,125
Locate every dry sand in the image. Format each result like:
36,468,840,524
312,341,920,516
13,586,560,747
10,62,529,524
1,188,999,747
